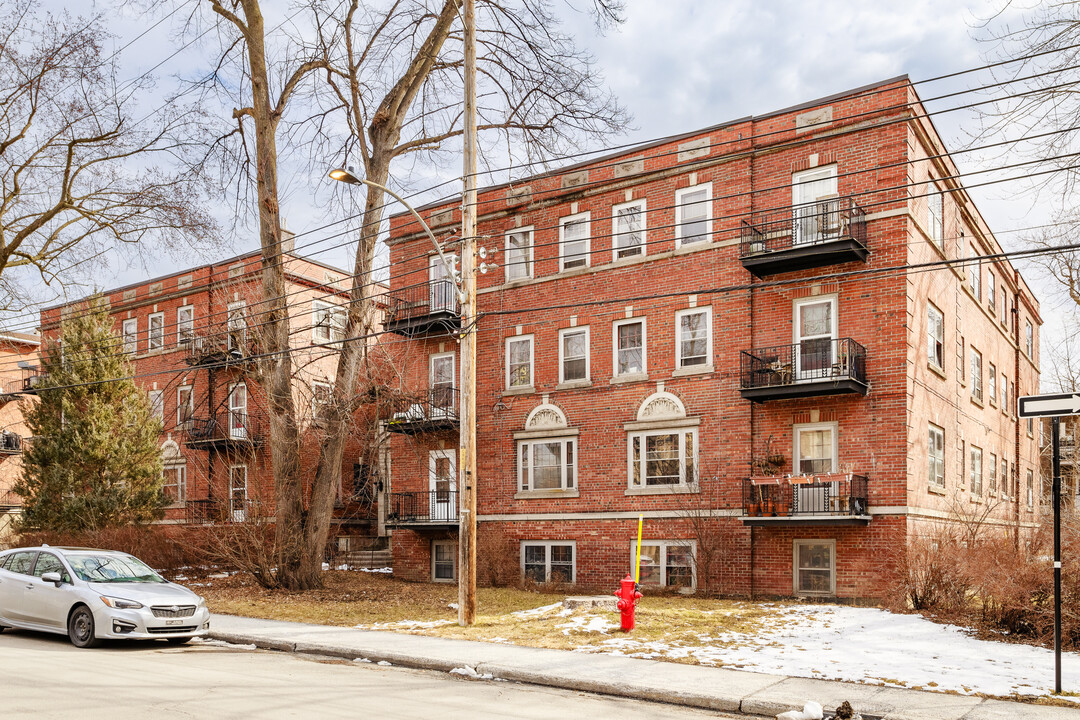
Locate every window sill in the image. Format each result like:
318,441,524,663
502,386,535,397
970,396,984,408
514,489,580,500
610,373,649,385
927,362,946,380
556,380,592,391
672,364,714,377
928,484,946,496
625,484,699,497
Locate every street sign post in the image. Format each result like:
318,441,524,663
1018,393,1070,695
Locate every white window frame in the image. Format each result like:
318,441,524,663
631,540,696,590
177,305,194,346
627,427,698,488
432,540,457,583
312,300,346,344
927,302,944,370
1026,321,1034,358
987,272,996,314
793,422,838,475
970,347,983,402
612,199,647,261
929,422,945,488
927,184,943,247
176,385,194,429
506,334,535,390
505,226,534,282
969,246,981,301
675,306,712,369
988,363,997,406
613,317,647,378
148,312,165,352
518,437,577,491
970,445,983,496
162,462,187,504
793,539,836,596
988,452,998,495
311,380,333,420
149,390,164,424
559,212,591,271
520,541,575,584
793,295,838,381
675,183,712,248
122,318,138,355
1027,469,1034,508
230,463,248,522
558,326,590,384
227,301,247,352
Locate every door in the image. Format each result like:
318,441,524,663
0,551,37,623
229,383,248,439
27,553,73,628
794,425,837,512
227,302,246,352
792,166,838,245
429,255,456,313
230,466,248,522
428,450,457,521
429,354,455,415
794,297,836,381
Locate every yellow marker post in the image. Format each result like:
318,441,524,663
634,514,644,583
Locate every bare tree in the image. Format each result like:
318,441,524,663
0,2,217,310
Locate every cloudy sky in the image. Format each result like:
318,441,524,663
18,0,1070,358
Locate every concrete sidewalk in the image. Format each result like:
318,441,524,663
208,615,1077,720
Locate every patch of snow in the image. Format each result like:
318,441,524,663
360,619,455,630
448,602,459,610
192,638,257,651
449,665,495,681
357,567,393,574
335,564,349,570
173,575,188,581
511,602,563,618
557,614,617,635
376,660,392,667
353,657,372,663
777,700,822,720
321,562,330,571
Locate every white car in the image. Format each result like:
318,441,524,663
0,545,210,648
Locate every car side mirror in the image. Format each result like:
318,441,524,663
40,572,63,586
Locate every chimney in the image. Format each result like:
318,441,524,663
281,218,295,253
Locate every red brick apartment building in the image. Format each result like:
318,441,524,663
380,76,1043,599
35,240,381,544
0,331,40,538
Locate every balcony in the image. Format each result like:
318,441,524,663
184,331,255,368
741,474,870,526
0,432,22,455
384,388,459,435
183,499,260,524
385,490,459,527
740,197,868,277
739,338,868,402
183,410,265,450
384,279,460,337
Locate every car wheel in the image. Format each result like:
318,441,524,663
68,606,102,648
165,636,192,645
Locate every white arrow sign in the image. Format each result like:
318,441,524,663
1018,393,1080,418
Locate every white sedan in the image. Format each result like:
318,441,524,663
0,545,210,648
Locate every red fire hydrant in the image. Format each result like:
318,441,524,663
614,574,643,632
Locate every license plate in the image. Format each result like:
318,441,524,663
165,619,183,626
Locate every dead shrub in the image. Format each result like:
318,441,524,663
17,525,219,576
890,531,970,616
476,523,520,588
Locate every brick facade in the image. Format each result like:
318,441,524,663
382,77,1041,598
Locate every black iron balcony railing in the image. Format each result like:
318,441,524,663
742,474,869,520
384,279,460,336
385,388,460,433
184,410,265,447
184,330,255,367
739,338,868,401
740,197,869,276
0,431,22,455
386,490,459,524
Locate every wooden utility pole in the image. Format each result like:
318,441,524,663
458,0,478,627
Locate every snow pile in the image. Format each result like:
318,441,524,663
450,665,495,681
777,700,822,720
357,567,393,574
511,602,563,618
557,614,617,635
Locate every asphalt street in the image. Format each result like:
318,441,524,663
0,629,743,719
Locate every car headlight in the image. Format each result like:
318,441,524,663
196,596,207,608
100,596,144,610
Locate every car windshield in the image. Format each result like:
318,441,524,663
66,554,166,583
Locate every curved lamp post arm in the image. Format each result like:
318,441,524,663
329,168,463,300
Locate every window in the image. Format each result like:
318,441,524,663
970,348,983,402
614,318,646,377
676,307,712,369
988,363,997,405
559,327,589,383
1001,372,1008,411
1025,320,1034,358
522,542,574,583
230,464,248,522
675,184,711,247
927,185,943,246
177,306,194,346
432,541,456,582
31,553,69,583
987,272,996,314
176,386,194,429
927,303,944,370
633,540,695,589
148,312,165,351
794,296,837,381
968,247,981,301
929,423,945,488
612,199,646,260
311,381,332,421
505,227,533,281
122,318,138,354
1009,381,1015,416
506,335,534,389
1002,458,1009,499
1027,470,1034,508
227,302,246,352
228,383,249,439
518,438,576,491
988,453,998,495
559,212,590,271
958,336,965,382
628,429,697,487
5,551,35,575
1027,416,1034,437
163,463,186,503
430,352,455,409
794,540,835,596
148,390,164,424
312,300,346,343
970,446,983,495
795,423,837,474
